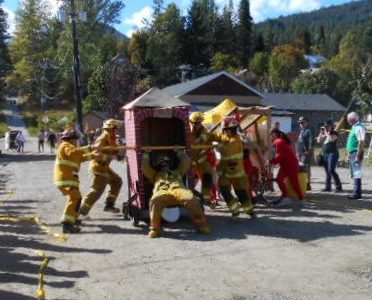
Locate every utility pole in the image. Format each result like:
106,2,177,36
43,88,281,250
70,0,84,140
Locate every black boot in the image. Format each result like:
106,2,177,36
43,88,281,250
104,203,120,213
62,223,81,234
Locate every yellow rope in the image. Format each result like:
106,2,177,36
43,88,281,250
101,144,214,151
35,250,49,300
0,215,68,243
0,188,68,299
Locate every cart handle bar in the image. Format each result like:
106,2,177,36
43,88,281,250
101,145,214,151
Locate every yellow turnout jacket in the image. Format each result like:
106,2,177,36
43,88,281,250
90,130,119,175
141,152,190,194
54,141,94,187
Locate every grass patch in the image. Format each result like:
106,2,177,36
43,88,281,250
0,100,10,137
19,98,76,136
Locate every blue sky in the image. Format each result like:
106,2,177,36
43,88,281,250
2,0,355,36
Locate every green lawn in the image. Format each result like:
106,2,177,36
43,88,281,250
19,98,75,136
0,100,10,137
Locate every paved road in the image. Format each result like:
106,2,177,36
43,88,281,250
0,153,371,300
1,97,38,153
0,103,372,300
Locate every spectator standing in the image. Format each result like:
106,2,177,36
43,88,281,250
317,120,343,192
297,116,313,191
346,112,366,199
47,130,57,154
16,131,25,153
273,121,281,130
38,129,45,153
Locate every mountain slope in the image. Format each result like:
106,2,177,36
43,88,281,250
255,0,372,51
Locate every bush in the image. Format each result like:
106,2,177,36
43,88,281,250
0,100,9,137
37,111,76,133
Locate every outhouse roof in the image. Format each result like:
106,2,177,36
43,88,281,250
123,88,190,109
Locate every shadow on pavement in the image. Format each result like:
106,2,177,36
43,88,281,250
0,153,55,163
307,192,372,211
0,220,112,291
0,289,35,300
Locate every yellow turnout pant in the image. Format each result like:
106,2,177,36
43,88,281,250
150,188,206,229
218,174,254,214
80,168,122,215
192,161,214,199
58,186,81,224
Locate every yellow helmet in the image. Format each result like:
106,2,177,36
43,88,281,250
103,119,123,129
189,112,204,123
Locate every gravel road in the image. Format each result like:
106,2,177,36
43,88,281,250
0,100,371,300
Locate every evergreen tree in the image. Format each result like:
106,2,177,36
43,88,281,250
215,1,235,55
253,33,265,53
236,0,252,68
185,0,217,68
147,3,185,86
316,25,327,56
7,0,50,96
0,0,11,90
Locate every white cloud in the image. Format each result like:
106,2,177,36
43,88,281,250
125,29,136,38
124,6,153,28
3,6,16,34
288,0,321,11
213,0,322,22
123,6,153,37
45,0,62,16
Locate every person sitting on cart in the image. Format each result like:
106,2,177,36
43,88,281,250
142,149,211,238
189,112,217,208
54,128,101,233
214,116,256,219
80,119,124,217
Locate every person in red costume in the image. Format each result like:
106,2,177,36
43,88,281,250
269,128,305,209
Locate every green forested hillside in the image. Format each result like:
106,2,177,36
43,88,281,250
255,0,372,56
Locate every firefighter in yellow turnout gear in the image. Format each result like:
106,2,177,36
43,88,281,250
189,112,215,207
142,150,211,238
215,117,256,218
80,119,124,216
54,128,99,233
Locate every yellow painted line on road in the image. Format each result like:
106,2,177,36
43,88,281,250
35,250,49,300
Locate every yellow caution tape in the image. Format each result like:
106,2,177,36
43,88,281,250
35,250,49,300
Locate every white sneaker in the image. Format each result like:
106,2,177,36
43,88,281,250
276,197,293,207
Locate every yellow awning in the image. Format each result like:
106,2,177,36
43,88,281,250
203,98,238,126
